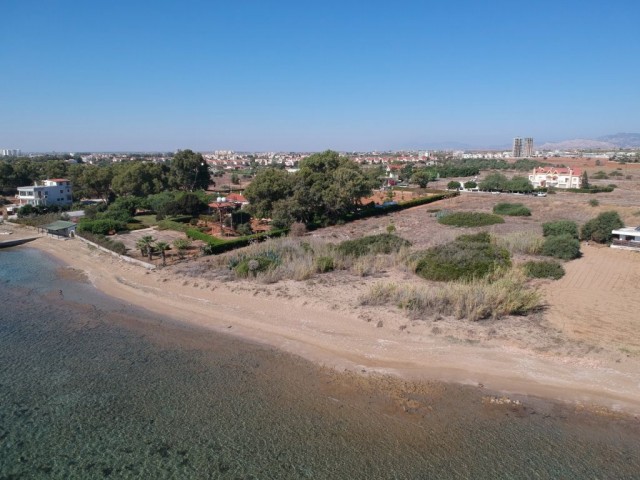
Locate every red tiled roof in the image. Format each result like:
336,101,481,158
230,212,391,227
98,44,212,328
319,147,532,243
48,178,70,182
533,167,582,176
226,193,248,203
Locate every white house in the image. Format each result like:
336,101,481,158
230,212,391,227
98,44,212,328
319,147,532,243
610,226,640,252
16,179,73,207
528,167,582,189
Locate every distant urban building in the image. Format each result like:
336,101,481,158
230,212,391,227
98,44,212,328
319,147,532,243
512,137,534,158
1,149,21,156
16,179,73,207
524,137,534,157
529,167,581,189
512,138,523,157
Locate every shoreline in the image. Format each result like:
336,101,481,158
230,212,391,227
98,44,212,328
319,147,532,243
16,229,640,416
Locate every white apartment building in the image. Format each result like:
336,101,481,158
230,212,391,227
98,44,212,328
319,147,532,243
16,179,73,207
528,167,582,189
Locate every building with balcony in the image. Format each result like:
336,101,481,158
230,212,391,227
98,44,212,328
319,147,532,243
610,226,640,252
16,179,73,207
528,167,582,189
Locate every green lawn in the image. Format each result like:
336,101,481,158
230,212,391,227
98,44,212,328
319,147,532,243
133,214,158,227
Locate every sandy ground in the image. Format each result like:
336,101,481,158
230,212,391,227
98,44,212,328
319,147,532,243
4,219,638,416
543,243,640,349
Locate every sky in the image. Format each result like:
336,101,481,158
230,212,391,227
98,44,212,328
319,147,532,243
1,0,639,152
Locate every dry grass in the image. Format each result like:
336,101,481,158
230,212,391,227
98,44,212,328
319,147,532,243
206,236,409,283
494,231,544,255
359,268,542,321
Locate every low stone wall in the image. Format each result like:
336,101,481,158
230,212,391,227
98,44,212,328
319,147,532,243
75,235,156,270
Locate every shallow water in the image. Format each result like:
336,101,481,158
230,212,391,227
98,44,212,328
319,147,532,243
1,248,639,479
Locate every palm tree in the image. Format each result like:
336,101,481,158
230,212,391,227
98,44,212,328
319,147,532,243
136,235,156,261
155,241,170,266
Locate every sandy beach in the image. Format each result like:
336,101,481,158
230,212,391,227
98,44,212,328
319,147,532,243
7,221,638,416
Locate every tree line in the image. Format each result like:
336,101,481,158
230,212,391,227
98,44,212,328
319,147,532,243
0,150,210,200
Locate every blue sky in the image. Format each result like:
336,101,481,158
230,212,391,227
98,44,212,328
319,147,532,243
1,0,639,152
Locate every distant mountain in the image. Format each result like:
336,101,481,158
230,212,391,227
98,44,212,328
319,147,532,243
539,133,640,150
538,139,616,150
595,133,640,148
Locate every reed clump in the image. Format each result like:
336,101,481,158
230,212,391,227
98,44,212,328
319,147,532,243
359,269,541,321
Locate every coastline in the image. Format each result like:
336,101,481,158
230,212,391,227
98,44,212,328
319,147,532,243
18,229,640,416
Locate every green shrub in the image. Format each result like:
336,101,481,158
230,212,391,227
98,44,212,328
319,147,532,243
337,234,411,257
157,219,188,232
581,211,624,243
78,218,126,235
588,199,599,207
492,202,532,216
566,186,614,193
414,232,511,281
233,251,280,277
523,260,565,280
315,256,335,273
437,212,505,227
447,181,461,190
541,234,581,260
542,220,578,239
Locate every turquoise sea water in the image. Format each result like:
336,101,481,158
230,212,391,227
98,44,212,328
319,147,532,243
1,247,640,479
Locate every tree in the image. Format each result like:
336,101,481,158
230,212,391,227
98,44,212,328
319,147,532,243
231,172,240,185
81,165,114,203
479,172,508,191
111,162,168,197
447,180,461,190
581,171,590,189
581,211,624,243
464,181,477,189
136,235,156,261
169,149,210,191
505,176,533,193
244,167,294,219
400,163,414,182
411,169,433,188
41,160,69,180
155,241,170,266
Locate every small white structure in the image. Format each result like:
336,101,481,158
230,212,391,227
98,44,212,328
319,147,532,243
611,226,640,252
16,179,73,207
529,167,582,189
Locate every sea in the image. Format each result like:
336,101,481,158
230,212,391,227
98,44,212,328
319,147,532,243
1,247,639,479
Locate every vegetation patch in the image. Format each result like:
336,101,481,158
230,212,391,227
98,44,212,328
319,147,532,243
337,234,411,257
437,211,505,227
494,231,543,255
492,202,531,216
414,232,511,281
542,220,578,239
78,218,126,235
523,260,565,280
360,269,541,321
77,231,127,255
231,251,281,277
541,234,581,260
581,211,624,243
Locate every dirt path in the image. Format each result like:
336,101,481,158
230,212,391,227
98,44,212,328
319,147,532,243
543,244,640,350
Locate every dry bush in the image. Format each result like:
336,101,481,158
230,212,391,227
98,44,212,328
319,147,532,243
210,236,405,283
359,269,541,321
494,231,543,255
